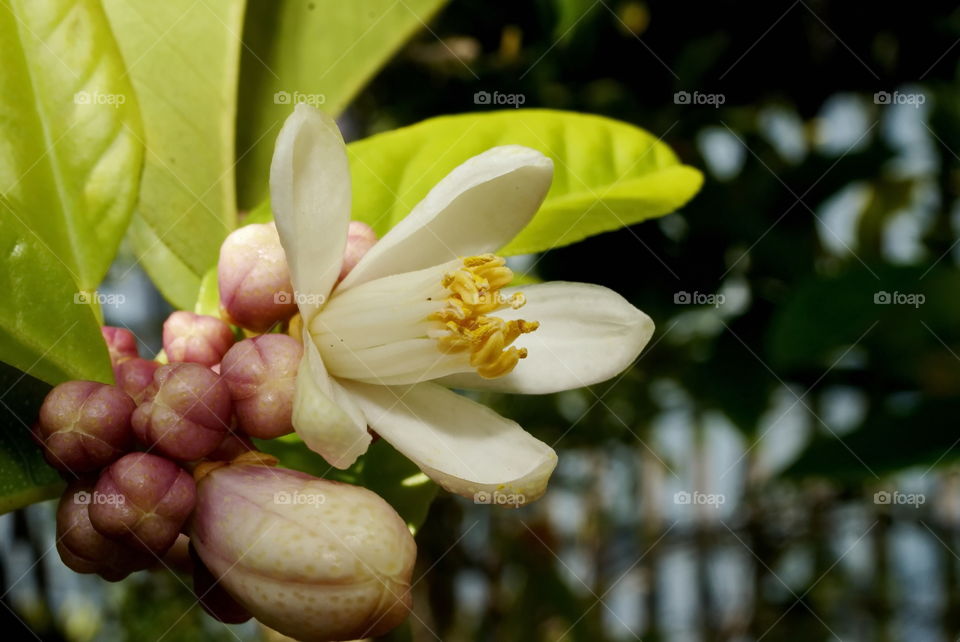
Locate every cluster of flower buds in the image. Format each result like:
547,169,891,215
33,221,418,641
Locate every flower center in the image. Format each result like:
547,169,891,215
429,255,539,378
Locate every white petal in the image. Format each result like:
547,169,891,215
339,146,553,290
439,282,654,394
312,261,473,385
344,381,557,503
270,104,350,321
293,330,371,469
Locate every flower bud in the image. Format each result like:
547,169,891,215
89,453,196,556
163,311,235,367
114,357,160,404
132,363,231,461
219,335,302,439
101,326,138,366
56,479,152,581
218,223,297,332
35,381,135,474
339,221,377,280
191,457,416,641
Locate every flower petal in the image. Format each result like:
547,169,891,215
293,330,371,469
339,146,553,290
343,380,557,503
270,104,351,321
439,282,654,394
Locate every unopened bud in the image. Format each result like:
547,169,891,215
339,221,377,280
89,453,196,556
191,459,416,641
56,480,152,581
101,326,138,366
132,363,231,461
35,381,135,474
114,357,160,404
163,311,235,367
218,223,297,332
219,335,302,439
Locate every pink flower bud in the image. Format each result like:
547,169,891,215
35,381,135,474
101,326,138,366
132,363,232,461
56,480,152,581
191,457,416,641
114,357,160,404
218,223,297,332
89,453,196,556
219,335,302,439
163,311,235,367
339,221,377,281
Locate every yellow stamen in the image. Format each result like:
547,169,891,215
429,254,539,378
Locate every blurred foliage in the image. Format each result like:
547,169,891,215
348,0,960,639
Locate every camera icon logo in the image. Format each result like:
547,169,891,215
474,91,492,105
273,491,291,505
874,491,891,504
874,91,891,105
274,90,292,104
674,291,691,304
473,491,491,504
674,491,691,504
274,290,293,305
74,491,91,505
674,91,691,105
874,291,891,304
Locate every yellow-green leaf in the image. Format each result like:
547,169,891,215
103,0,244,309
235,0,449,208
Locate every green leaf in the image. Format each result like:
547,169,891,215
257,436,437,532
0,0,144,292
102,0,244,310
235,0,450,208
0,197,112,385
785,396,960,481
0,362,65,514
194,267,220,317
248,110,701,251
0,0,137,385
347,110,702,254
360,440,437,532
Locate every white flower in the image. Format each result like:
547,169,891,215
270,105,654,504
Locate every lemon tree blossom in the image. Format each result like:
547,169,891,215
271,104,655,504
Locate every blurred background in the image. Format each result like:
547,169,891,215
4,1,960,640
